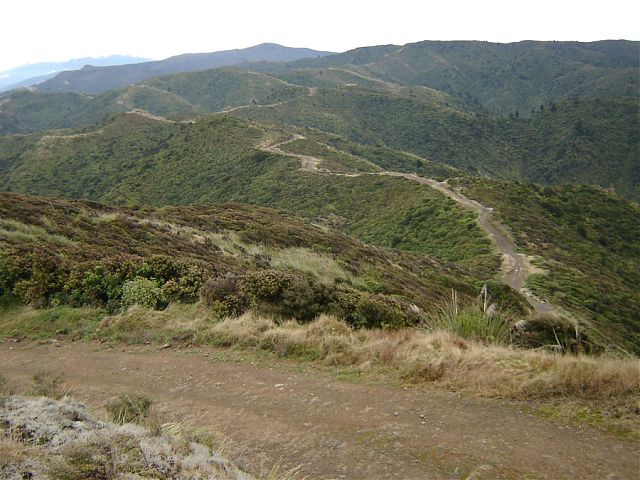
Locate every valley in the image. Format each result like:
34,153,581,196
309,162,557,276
1,36,639,479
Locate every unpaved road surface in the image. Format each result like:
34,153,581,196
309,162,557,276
260,135,554,313
381,173,554,314
1,342,636,479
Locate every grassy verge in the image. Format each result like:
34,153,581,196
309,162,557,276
2,301,637,438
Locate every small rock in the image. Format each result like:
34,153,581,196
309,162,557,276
159,343,171,350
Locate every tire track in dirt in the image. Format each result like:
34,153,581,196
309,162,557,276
1,342,636,480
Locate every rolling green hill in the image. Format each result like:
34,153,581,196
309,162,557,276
0,111,638,352
3,60,635,198
456,178,640,354
0,40,638,353
0,192,493,329
231,89,639,198
0,69,307,136
0,113,498,276
286,40,639,115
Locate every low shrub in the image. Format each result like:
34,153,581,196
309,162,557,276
242,269,293,303
65,265,124,311
12,250,65,308
514,314,594,353
105,393,152,425
200,275,249,318
332,289,416,329
200,269,424,327
121,277,165,310
30,371,67,400
251,272,334,322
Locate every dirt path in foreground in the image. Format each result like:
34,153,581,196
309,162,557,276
2,342,636,479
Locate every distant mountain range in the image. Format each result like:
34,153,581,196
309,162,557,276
0,55,150,92
31,44,333,94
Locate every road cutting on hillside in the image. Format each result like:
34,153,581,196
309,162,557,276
261,134,555,314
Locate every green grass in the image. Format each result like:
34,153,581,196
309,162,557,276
0,218,74,246
0,295,106,341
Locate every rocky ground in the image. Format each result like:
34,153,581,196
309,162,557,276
0,394,253,480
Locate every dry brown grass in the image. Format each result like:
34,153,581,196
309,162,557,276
190,310,640,437
0,436,30,467
105,306,640,405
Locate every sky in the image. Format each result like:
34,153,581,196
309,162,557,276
1,0,639,72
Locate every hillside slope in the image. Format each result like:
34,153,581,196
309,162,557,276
0,113,498,276
0,113,638,351
2,60,635,198
287,40,639,115
0,191,502,327
457,178,640,353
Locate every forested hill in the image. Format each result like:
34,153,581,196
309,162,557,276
283,39,639,115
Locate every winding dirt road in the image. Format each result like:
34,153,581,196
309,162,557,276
1,342,636,480
261,135,554,313
117,95,554,313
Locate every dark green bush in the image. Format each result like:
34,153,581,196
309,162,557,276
238,269,336,322
513,314,595,353
200,275,248,317
161,267,203,303
333,289,413,329
241,269,293,303
12,250,66,308
252,272,334,322
78,266,123,310
0,250,30,296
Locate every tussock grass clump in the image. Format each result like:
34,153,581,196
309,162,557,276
0,218,74,246
30,371,68,400
105,394,153,425
425,291,512,345
0,375,9,398
98,305,640,406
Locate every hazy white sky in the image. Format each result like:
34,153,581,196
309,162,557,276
1,0,638,71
